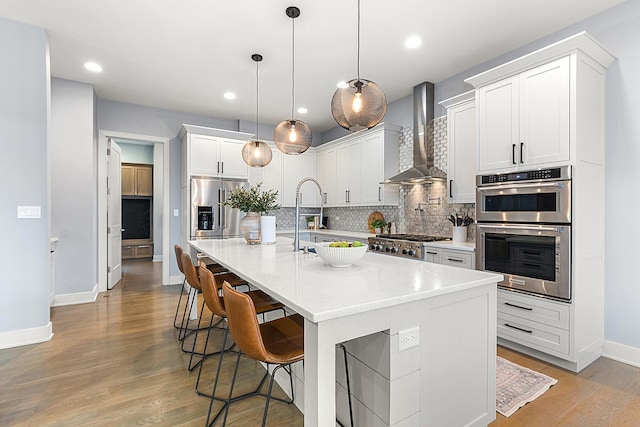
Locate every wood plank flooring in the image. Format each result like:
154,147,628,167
0,260,638,426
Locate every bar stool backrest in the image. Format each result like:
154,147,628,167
174,245,185,275
198,261,226,318
181,252,201,291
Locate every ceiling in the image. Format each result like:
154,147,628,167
0,0,626,133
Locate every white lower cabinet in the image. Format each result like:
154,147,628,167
497,289,570,357
422,245,475,269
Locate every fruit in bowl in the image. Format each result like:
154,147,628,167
314,241,368,268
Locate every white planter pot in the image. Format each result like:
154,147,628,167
260,215,276,245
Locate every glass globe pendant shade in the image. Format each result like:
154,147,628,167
331,78,387,131
242,139,272,167
274,119,311,155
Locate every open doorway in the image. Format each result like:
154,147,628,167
98,130,171,292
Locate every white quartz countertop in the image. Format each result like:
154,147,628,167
277,229,374,240
189,237,500,323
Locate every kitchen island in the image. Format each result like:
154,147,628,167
189,237,502,426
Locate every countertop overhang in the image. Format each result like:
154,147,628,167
189,237,499,323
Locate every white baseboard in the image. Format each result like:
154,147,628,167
153,255,163,262
169,274,184,285
0,321,53,350
52,284,99,307
603,339,640,368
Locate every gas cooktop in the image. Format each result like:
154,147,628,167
368,234,451,260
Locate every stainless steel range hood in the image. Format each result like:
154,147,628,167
383,82,446,184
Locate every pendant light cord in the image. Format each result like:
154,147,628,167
291,14,295,120
255,59,260,140
356,0,361,81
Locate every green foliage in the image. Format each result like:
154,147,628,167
371,218,387,229
220,182,280,214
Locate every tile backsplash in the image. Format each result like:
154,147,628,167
275,116,476,241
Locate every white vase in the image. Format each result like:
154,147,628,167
239,212,261,245
260,215,276,245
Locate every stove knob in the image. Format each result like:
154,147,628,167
390,247,398,253
402,249,408,255
408,249,416,256
370,244,376,250
385,247,391,252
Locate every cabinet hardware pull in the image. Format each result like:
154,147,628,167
221,161,224,174
217,161,220,173
345,190,348,203
426,251,438,255
504,323,533,334
504,302,533,311
378,187,381,202
512,144,516,164
323,192,327,204
520,143,524,163
138,245,150,248
449,180,453,198
447,258,463,263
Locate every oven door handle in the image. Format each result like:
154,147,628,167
477,223,565,232
478,181,565,192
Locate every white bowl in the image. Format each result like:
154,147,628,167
314,242,368,268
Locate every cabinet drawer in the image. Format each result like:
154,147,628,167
497,289,569,329
122,245,134,259
498,312,570,356
440,250,473,269
135,244,153,258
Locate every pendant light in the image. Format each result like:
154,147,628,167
330,0,387,132
274,6,312,155
242,54,273,168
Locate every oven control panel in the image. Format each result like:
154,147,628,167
478,166,569,185
368,238,423,260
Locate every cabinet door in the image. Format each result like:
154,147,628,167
282,152,318,207
135,165,153,196
519,56,570,167
190,134,220,176
219,138,249,179
336,140,361,205
447,100,477,203
477,76,519,172
260,147,283,206
423,247,441,263
121,165,136,195
317,148,338,206
360,132,384,205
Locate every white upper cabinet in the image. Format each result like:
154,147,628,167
316,124,400,207
281,150,318,207
180,125,253,180
440,91,476,204
252,144,282,205
316,147,338,206
476,56,570,173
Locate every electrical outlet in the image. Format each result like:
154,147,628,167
335,216,340,221
398,327,420,351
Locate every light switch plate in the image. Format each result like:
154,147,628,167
17,206,41,219
173,209,179,217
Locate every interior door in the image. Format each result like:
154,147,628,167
107,139,123,289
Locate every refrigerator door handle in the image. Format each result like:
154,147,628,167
221,188,227,229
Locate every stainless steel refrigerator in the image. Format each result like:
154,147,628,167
190,177,248,239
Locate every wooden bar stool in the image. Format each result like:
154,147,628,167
196,263,285,406
180,252,247,371
214,281,354,427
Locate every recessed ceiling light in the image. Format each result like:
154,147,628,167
404,36,422,49
297,107,308,114
337,81,349,89
224,92,236,100
84,62,103,72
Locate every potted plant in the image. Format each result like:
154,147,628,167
306,216,316,229
371,218,387,234
221,182,280,244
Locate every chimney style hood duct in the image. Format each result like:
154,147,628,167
383,82,447,184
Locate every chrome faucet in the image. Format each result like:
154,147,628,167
294,177,324,252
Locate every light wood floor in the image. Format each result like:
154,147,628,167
1,260,639,426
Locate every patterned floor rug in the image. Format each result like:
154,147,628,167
496,356,558,417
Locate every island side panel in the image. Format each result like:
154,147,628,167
413,283,497,426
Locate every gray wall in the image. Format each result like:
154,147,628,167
50,78,97,295
0,18,50,333
434,0,640,350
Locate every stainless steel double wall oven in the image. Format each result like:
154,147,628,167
476,166,572,301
